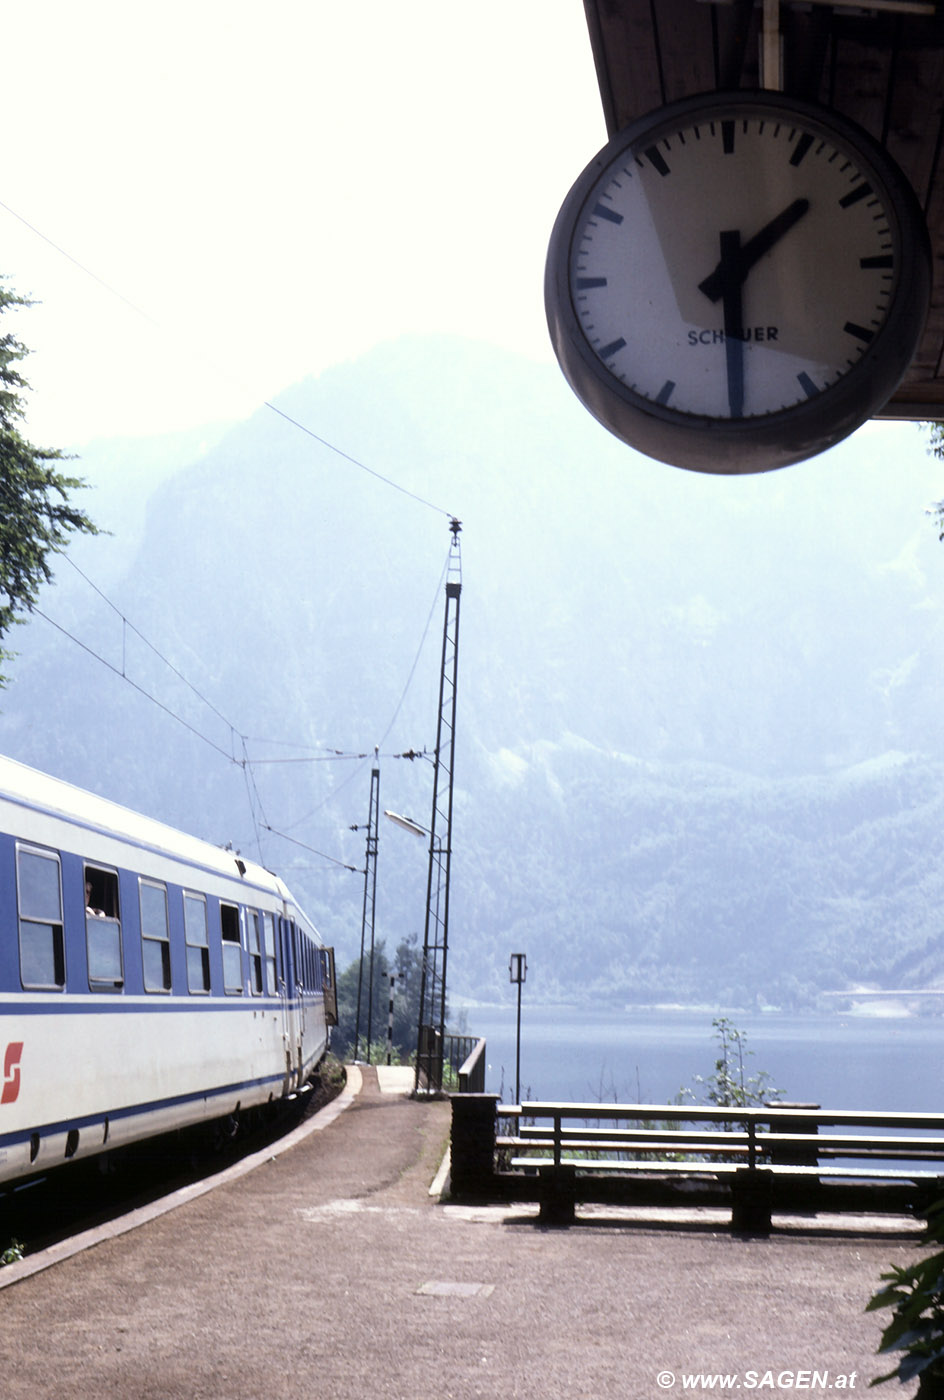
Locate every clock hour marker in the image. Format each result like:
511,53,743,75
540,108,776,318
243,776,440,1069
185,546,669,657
656,380,676,405
721,120,735,155
645,145,670,176
592,202,623,224
844,321,874,343
797,372,819,399
860,254,893,269
576,276,607,290
839,182,872,209
598,337,627,360
790,132,814,167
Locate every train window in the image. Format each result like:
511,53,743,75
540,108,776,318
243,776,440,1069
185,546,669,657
220,902,242,994
319,947,334,990
139,880,171,992
17,846,65,990
263,912,277,993
183,893,210,993
245,909,263,994
85,866,123,992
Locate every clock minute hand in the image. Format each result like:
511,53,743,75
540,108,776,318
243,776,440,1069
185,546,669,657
698,197,811,303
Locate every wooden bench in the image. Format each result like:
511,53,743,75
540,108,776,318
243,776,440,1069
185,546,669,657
491,1101,944,1229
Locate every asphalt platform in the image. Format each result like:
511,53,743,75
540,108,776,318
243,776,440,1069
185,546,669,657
0,1065,928,1398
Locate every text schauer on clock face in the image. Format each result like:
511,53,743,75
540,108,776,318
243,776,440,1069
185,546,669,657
546,91,932,474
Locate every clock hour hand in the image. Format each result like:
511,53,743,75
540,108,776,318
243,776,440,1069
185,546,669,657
719,229,745,418
698,197,810,303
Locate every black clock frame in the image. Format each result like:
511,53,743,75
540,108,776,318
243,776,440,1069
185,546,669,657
545,90,932,475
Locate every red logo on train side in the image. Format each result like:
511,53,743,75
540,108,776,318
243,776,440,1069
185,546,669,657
1,1042,23,1105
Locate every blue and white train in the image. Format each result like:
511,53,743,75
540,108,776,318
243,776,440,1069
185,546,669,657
0,755,336,1187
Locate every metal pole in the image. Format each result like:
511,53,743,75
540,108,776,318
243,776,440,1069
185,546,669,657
515,976,523,1106
509,952,526,1105
415,520,462,1093
353,761,380,1062
386,973,397,1065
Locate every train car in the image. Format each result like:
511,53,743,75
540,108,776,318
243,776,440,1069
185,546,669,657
0,754,337,1187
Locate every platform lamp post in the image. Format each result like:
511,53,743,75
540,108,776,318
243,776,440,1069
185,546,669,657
384,808,445,1093
509,953,527,1106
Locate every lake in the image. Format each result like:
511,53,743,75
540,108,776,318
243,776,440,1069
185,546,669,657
460,1004,944,1111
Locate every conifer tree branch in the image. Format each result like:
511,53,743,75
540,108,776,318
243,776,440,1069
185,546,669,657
0,277,98,685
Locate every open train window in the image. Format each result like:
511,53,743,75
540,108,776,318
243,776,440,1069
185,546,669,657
320,947,338,1026
17,845,65,990
245,909,264,994
220,902,243,994
84,865,123,991
140,879,171,992
183,892,210,993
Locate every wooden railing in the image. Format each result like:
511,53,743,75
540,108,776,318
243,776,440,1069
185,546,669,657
449,1095,944,1231
444,1034,486,1093
500,1101,944,1175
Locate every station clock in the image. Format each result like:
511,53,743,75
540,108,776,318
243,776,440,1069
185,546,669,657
545,91,932,473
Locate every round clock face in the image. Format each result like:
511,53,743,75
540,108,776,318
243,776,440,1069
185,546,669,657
545,91,931,474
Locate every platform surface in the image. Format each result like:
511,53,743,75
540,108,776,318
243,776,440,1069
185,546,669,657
0,1066,927,1398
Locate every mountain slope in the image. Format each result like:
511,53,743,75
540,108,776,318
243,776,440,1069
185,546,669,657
3,336,944,1007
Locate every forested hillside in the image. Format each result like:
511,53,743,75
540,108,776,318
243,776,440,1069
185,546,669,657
3,336,944,1010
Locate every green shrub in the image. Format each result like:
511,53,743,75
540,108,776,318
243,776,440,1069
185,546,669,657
678,1017,782,1110
868,1200,944,1389
0,1239,24,1267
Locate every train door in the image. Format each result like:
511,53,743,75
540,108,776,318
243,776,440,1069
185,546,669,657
280,915,304,1087
263,908,284,1035
275,914,295,1093
295,921,308,1050
320,947,338,1026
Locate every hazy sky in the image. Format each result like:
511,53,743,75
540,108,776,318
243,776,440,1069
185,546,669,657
4,1,604,448
3,2,942,892
3,2,938,508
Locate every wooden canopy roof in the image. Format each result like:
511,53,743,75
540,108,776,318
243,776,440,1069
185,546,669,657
582,0,944,417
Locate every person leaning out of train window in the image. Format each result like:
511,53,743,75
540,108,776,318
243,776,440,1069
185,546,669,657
86,881,105,917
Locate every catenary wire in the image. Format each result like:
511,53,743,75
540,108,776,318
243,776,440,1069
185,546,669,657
275,543,449,832
377,542,450,749
260,825,360,874
62,554,235,729
0,197,456,520
34,606,238,765
35,603,376,871
35,537,444,860
0,190,459,845
56,554,387,766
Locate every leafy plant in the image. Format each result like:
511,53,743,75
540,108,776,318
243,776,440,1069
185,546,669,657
679,1017,783,1110
868,1201,944,1390
1,1239,24,1267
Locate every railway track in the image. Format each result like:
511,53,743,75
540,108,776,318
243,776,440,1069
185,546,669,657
0,1069,342,1263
